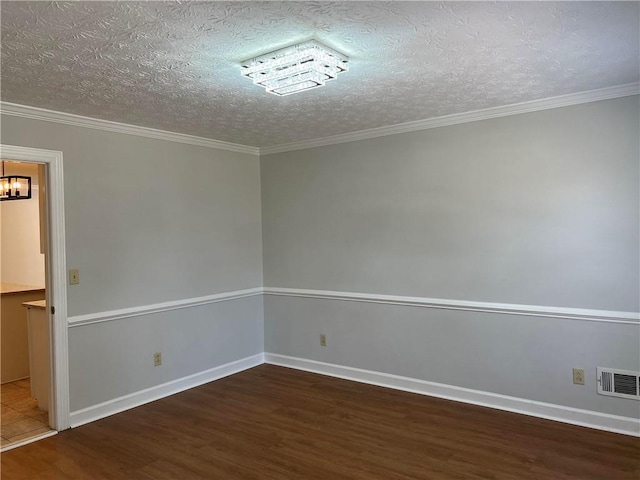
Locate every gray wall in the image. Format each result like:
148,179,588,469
264,295,639,418
262,97,640,417
2,96,638,420
262,97,639,312
1,115,264,409
2,116,263,316
69,296,263,411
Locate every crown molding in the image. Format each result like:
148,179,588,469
0,102,260,156
2,83,638,158
260,82,640,155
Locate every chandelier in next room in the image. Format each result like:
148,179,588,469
0,161,32,201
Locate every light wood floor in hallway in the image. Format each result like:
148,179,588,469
1,364,638,479
1,379,51,449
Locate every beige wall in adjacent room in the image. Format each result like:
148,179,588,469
1,162,45,287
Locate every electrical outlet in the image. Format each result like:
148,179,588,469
154,352,162,366
69,269,79,285
573,368,585,385
320,334,327,347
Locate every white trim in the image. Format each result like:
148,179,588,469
0,102,260,156
67,287,263,327
3,84,638,158
0,145,70,431
0,430,58,453
69,353,264,428
68,287,640,328
263,287,640,325
260,83,640,155
265,353,640,437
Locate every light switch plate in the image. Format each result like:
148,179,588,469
69,269,79,285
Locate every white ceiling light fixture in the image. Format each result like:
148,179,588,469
241,40,348,96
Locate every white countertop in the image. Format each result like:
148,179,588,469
22,300,47,309
1,282,45,295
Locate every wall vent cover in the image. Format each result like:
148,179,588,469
597,367,640,400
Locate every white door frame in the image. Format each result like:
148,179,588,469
0,144,69,430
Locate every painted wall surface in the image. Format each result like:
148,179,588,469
1,114,264,409
2,96,639,423
262,97,640,418
0,162,45,287
69,295,263,411
264,295,639,418
262,97,639,312
1,116,263,316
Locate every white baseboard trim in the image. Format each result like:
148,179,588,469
69,353,264,428
264,353,640,437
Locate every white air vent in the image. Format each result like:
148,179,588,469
597,367,640,400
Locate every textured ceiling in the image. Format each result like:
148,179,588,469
1,1,638,148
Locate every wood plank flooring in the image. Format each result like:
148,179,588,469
1,364,638,479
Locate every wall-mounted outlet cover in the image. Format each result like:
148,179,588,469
154,352,162,366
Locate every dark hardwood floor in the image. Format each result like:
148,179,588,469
1,364,638,479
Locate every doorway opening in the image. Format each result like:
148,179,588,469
0,145,68,451
1,161,52,448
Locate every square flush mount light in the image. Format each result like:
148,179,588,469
241,40,348,96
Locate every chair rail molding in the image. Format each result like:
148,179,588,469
263,287,640,325
67,287,264,327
